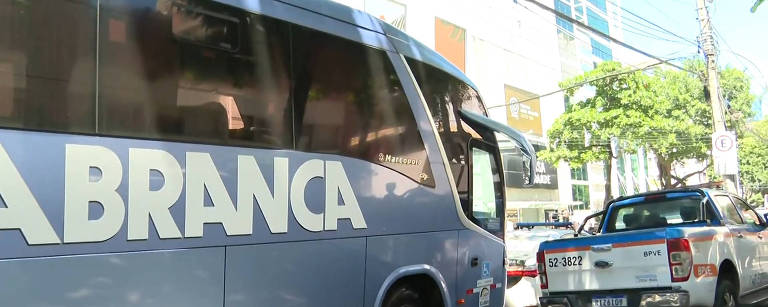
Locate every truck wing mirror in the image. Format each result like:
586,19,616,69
458,109,536,186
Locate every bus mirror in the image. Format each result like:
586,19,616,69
458,110,537,187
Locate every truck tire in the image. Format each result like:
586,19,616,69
382,284,425,307
714,279,738,307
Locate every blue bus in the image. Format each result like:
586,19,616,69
0,0,535,306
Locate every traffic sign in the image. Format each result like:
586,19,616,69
712,131,738,175
713,133,734,152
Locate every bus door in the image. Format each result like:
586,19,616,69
455,110,536,307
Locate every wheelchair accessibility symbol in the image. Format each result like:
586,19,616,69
481,261,490,278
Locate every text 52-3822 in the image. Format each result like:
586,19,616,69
547,256,583,268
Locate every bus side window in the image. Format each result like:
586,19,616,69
0,0,96,133
98,0,292,149
291,26,434,186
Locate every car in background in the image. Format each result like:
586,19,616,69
505,222,575,307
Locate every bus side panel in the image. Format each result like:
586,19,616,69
0,247,224,307
365,231,459,307
0,130,461,259
225,237,365,307
457,230,505,307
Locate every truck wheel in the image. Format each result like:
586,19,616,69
714,279,738,307
382,284,425,307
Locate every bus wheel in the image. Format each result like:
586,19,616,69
382,283,424,307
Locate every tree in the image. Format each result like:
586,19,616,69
739,119,768,205
686,60,756,134
539,61,653,206
540,60,754,207
638,67,711,189
752,0,765,13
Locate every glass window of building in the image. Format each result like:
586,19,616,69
571,164,588,181
572,184,590,210
588,0,607,13
587,8,610,35
590,38,613,61
554,0,574,33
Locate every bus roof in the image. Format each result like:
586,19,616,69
377,21,481,92
232,0,481,93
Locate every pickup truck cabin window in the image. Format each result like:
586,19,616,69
606,196,703,232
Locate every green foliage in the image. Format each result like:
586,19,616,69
539,61,647,167
686,60,756,133
748,194,765,206
720,67,757,131
541,59,755,190
642,68,710,165
739,120,768,201
752,0,765,13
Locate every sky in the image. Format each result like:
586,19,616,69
620,0,768,119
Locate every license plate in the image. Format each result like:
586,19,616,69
591,295,627,307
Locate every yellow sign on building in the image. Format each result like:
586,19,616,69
504,85,542,136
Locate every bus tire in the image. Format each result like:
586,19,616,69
714,278,738,307
382,283,425,307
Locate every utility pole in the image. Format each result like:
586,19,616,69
697,0,738,192
697,0,726,131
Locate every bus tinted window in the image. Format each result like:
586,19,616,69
0,0,96,133
292,27,434,186
407,59,486,205
170,3,240,51
98,0,292,148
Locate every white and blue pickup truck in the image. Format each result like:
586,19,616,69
536,189,768,307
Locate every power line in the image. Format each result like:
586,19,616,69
607,0,699,47
640,0,677,26
621,25,694,45
515,1,673,79
615,6,697,47
618,1,699,46
620,20,686,44
518,0,695,73
501,1,696,111
517,2,617,61
521,0,690,72
487,57,686,110
711,26,768,89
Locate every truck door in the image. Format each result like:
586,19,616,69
456,140,506,307
713,195,762,293
732,196,768,289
